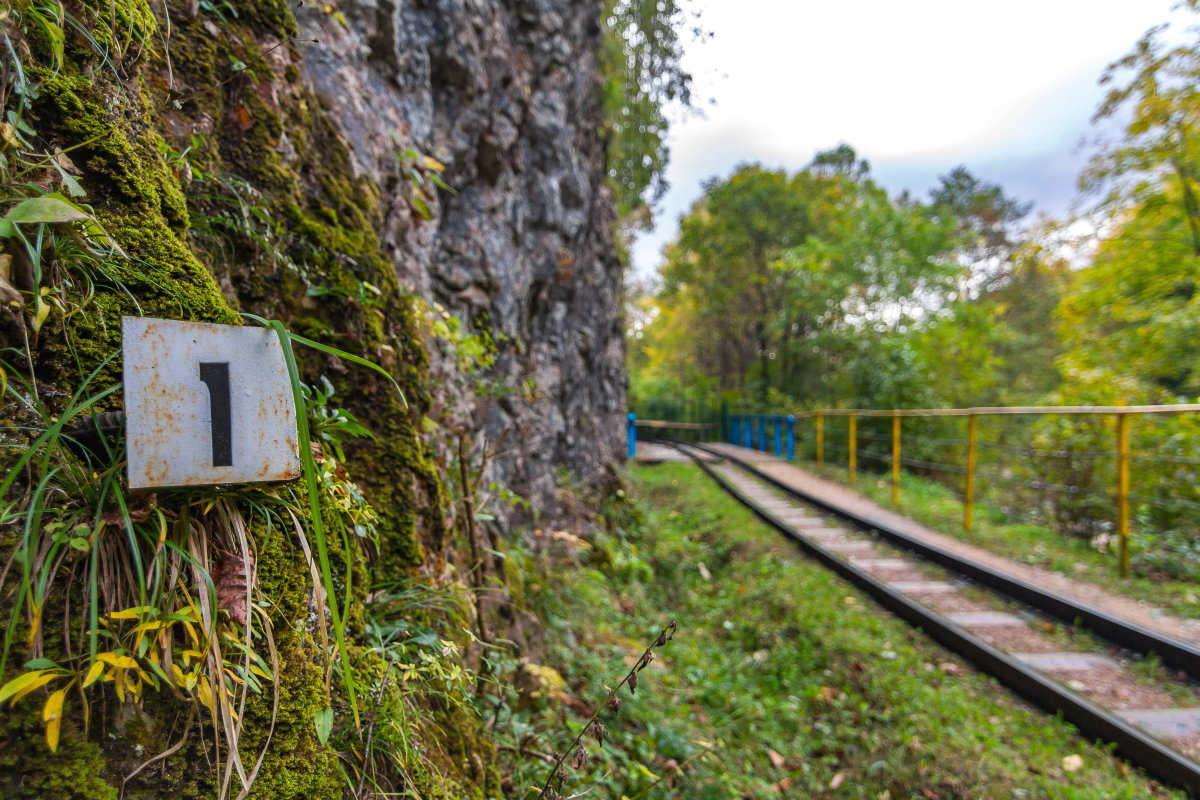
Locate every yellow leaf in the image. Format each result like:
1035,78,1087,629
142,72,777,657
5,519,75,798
32,295,50,334
43,689,65,752
126,672,143,702
108,606,152,620
130,620,166,634
421,155,446,172
96,653,138,669
2,671,62,705
196,677,214,712
43,689,64,721
81,661,106,688
26,606,42,648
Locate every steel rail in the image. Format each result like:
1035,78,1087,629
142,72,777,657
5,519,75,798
689,442,1200,679
663,441,1200,795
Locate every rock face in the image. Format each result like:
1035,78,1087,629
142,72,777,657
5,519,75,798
298,0,626,522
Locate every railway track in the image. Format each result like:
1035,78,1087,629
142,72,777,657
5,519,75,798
665,440,1200,796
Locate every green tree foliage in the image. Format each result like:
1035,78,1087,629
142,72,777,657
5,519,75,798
602,0,698,222
1082,0,1200,254
931,165,1033,292
638,150,975,410
1067,1,1200,401
631,0,1200,577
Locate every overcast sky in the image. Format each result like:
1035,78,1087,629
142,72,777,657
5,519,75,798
630,0,1193,279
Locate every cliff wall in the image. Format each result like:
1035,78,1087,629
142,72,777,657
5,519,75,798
300,0,626,521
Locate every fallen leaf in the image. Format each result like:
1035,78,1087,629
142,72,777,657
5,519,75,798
1062,754,1083,773
214,549,255,626
938,662,961,675
767,749,785,769
829,771,846,789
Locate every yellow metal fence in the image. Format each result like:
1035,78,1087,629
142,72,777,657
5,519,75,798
738,404,1200,577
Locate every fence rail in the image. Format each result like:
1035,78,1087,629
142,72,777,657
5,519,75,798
708,405,1200,578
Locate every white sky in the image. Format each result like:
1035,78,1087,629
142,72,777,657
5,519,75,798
631,0,1193,279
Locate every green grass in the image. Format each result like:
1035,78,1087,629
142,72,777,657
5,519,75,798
495,463,1182,799
801,460,1200,619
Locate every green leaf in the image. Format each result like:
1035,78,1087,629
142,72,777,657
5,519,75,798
0,219,14,237
23,658,59,670
314,706,334,745
59,171,86,199
4,196,90,224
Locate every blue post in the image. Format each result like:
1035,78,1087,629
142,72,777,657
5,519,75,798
786,415,796,461
773,415,783,456
731,415,740,445
627,413,637,459
743,415,752,448
757,415,766,451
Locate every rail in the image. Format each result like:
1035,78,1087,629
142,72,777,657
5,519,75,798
625,413,719,457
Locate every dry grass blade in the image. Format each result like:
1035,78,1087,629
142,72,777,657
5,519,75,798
120,708,195,798
287,508,332,694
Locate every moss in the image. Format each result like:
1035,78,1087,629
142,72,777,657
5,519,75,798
0,706,117,800
2,0,500,793
237,513,342,799
35,71,190,230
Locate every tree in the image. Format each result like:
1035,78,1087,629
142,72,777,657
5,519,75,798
1081,0,1200,255
660,163,813,402
930,166,1032,293
603,0,701,223
641,148,964,410
1067,0,1200,398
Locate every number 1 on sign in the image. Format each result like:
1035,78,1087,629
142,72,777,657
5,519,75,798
199,362,233,467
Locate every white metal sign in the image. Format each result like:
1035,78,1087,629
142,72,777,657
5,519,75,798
122,316,300,489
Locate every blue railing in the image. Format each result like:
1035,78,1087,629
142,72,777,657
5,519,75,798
726,414,795,459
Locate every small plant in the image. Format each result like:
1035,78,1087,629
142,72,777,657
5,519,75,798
326,576,480,795
394,144,453,221
533,621,677,800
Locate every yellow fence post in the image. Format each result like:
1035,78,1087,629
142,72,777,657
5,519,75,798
892,412,901,505
848,414,857,484
964,414,978,531
1116,413,1131,578
816,414,824,467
